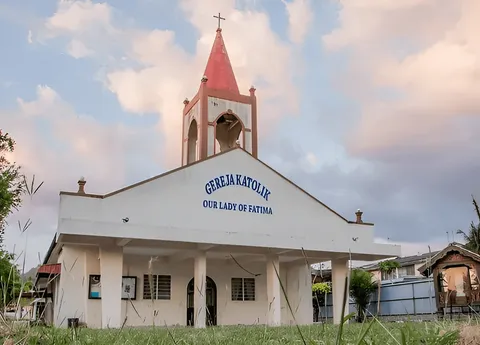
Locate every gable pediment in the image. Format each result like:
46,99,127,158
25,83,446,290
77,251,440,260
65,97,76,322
100,149,349,224
58,148,374,249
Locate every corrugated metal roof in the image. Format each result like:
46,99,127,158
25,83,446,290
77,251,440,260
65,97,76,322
361,251,441,271
37,263,61,275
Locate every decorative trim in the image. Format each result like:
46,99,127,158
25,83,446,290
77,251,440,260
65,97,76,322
445,253,465,262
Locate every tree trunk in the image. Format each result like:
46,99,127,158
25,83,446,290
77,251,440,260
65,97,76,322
377,278,382,316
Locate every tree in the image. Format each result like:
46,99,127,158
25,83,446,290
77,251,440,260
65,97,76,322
349,269,377,322
376,260,400,315
0,130,42,316
378,260,401,280
0,251,23,307
0,130,24,245
312,282,331,322
456,196,480,254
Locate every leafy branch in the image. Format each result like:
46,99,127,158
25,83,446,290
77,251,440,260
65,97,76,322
456,196,480,253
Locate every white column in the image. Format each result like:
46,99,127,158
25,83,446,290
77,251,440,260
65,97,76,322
32,301,38,321
331,258,349,325
286,264,313,325
266,255,281,326
99,246,123,329
55,246,86,327
194,252,207,328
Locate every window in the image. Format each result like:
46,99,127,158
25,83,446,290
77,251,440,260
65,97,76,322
381,270,396,281
143,275,171,300
231,277,255,301
397,267,407,277
405,265,415,276
395,265,415,278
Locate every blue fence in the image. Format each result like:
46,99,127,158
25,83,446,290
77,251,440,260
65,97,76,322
315,278,436,319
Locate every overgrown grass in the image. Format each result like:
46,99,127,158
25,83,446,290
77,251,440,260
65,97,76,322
0,321,466,345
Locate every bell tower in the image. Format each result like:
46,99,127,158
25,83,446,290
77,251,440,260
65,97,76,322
181,15,258,166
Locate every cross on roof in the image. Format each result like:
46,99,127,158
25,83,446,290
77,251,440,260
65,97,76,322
213,12,225,29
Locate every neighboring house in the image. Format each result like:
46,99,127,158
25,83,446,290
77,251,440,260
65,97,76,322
417,243,480,313
361,251,440,281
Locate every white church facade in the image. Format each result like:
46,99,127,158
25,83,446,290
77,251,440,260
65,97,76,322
35,26,400,329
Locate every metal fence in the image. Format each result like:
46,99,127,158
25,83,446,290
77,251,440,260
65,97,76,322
315,278,436,320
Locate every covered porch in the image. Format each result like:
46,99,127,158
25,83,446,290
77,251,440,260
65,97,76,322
50,234,395,328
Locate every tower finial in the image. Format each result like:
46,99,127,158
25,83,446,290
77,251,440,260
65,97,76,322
213,12,225,31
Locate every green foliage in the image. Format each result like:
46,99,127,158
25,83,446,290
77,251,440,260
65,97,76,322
349,269,377,322
312,282,331,294
312,282,331,314
0,251,24,307
378,260,400,274
0,130,25,245
456,196,480,254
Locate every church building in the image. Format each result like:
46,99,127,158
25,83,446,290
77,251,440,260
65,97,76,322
35,24,401,329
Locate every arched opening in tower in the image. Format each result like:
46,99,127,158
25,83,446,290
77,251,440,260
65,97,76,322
215,113,243,153
187,119,198,164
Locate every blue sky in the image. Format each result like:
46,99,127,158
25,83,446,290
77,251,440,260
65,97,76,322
1,0,479,270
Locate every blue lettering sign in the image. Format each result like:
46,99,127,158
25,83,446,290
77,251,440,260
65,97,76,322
204,173,271,201
202,199,273,215
203,174,273,215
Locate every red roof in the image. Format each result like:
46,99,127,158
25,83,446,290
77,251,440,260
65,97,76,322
203,29,239,94
37,263,61,275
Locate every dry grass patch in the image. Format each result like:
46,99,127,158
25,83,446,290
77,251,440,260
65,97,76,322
458,324,480,345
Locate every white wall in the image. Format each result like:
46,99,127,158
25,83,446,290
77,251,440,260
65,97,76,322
55,246,87,327
121,255,270,326
56,249,313,327
58,149,397,258
207,97,252,128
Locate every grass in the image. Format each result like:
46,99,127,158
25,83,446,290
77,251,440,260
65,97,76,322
0,321,467,345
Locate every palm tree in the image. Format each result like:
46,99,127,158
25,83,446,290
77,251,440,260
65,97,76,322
349,269,377,322
457,196,480,254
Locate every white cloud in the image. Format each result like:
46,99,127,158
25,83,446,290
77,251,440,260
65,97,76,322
45,0,113,34
322,0,480,158
41,0,301,169
67,39,94,58
305,152,317,166
39,0,119,61
282,0,313,44
1,85,161,269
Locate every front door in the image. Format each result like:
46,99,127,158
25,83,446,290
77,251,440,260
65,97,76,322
187,276,217,326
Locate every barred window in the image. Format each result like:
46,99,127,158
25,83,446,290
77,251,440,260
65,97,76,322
381,270,396,280
143,275,171,300
405,265,415,276
231,277,255,301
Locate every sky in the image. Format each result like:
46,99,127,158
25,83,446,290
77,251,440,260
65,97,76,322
1,0,479,271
